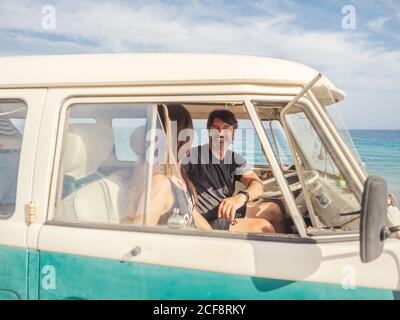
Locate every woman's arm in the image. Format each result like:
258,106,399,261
124,174,174,226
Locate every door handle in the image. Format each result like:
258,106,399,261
130,246,142,257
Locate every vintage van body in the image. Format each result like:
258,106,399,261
0,53,399,300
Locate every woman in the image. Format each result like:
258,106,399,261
127,104,276,233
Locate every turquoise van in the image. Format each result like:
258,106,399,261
0,53,399,300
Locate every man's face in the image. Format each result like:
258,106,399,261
208,118,235,151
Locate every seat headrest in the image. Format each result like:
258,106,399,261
129,125,146,157
63,124,113,180
0,116,22,150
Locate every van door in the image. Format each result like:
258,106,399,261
35,96,400,300
0,90,46,300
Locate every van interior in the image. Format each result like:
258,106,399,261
54,101,361,236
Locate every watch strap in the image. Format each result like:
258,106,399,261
238,190,250,203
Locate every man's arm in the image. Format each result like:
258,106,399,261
218,170,264,221
239,171,264,200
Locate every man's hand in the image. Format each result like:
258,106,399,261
218,194,247,221
259,170,273,180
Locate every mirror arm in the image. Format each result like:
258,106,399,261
382,226,400,240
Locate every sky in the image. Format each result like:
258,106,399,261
0,0,399,129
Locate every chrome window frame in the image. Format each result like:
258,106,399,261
0,99,28,220
45,88,370,241
250,92,366,235
47,94,308,238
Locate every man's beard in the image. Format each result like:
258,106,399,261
210,137,230,156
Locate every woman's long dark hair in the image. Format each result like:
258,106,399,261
157,104,197,200
127,104,197,218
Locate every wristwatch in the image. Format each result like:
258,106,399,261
238,190,250,203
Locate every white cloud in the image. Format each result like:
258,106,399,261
0,0,399,128
367,16,391,32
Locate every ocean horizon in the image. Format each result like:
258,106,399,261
349,129,400,199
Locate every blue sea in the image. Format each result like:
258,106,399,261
349,130,400,199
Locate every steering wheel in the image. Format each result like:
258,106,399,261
260,170,319,198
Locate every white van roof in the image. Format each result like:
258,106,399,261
0,53,344,104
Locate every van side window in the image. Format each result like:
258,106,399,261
0,100,27,218
53,103,194,230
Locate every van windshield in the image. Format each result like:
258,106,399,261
253,96,362,231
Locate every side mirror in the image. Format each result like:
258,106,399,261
360,175,388,263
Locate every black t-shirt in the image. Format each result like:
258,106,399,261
183,144,252,222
